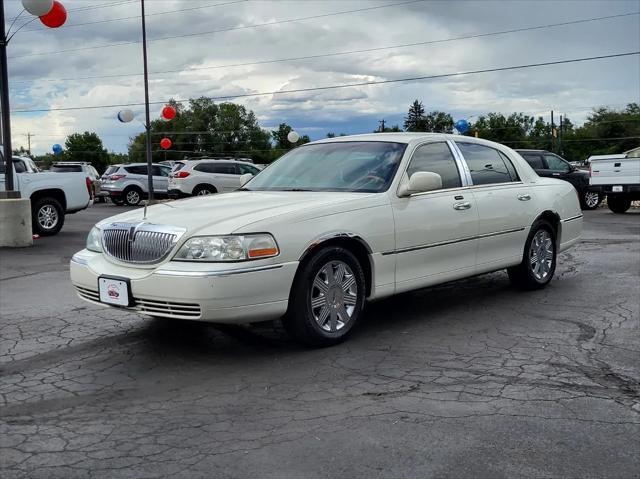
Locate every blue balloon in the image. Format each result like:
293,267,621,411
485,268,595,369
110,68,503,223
52,144,63,155
454,119,470,134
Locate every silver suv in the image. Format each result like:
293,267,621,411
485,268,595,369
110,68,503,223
101,163,172,206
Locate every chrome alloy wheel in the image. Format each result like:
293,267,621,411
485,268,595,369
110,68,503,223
126,190,140,204
38,205,59,230
310,260,358,332
584,191,600,208
196,189,211,196
529,230,554,281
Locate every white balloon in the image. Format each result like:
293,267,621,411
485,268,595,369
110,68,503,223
21,0,54,17
287,131,300,143
117,109,135,123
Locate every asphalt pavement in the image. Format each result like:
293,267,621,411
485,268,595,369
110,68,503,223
1,203,639,478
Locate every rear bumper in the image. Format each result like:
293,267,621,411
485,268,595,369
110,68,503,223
589,184,640,196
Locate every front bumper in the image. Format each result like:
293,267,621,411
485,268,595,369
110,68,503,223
70,250,298,323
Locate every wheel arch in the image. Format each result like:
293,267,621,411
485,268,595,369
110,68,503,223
297,234,374,298
533,210,561,246
30,189,67,211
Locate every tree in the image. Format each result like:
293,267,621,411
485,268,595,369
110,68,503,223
271,123,310,151
424,111,454,133
404,100,427,131
65,132,109,172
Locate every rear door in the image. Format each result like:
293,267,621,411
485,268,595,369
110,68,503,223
212,162,241,192
541,153,585,191
152,165,171,193
455,142,533,272
391,141,478,292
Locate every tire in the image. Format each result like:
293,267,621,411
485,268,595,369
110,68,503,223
192,185,216,196
508,219,557,290
284,246,366,347
580,191,602,210
607,196,631,214
32,197,65,236
123,186,143,206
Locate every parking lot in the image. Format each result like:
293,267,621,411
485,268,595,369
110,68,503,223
1,204,638,478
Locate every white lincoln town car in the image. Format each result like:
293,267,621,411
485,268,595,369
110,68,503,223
71,133,582,346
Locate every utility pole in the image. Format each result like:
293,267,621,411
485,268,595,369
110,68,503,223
378,119,386,132
559,115,563,156
140,0,154,202
0,0,16,194
25,133,34,155
550,110,555,153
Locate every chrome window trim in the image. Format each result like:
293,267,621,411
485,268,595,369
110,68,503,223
447,140,473,186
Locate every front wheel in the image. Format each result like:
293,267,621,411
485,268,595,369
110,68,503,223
581,191,602,210
32,197,65,236
607,196,631,214
508,220,557,290
284,247,366,347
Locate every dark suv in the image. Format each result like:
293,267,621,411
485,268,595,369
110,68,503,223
515,149,602,210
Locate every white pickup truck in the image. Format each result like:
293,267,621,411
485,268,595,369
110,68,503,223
0,153,91,235
589,152,640,213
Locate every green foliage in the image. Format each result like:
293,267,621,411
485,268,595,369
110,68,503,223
424,111,454,133
64,131,109,172
404,100,426,131
271,123,310,151
374,125,401,133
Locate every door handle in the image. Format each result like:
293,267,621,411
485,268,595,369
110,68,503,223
453,201,471,210
518,194,531,201
552,173,560,176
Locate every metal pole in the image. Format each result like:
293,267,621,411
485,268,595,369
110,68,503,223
550,110,554,153
0,0,15,192
140,0,154,202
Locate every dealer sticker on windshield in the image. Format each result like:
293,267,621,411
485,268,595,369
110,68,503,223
98,277,130,306
612,185,623,192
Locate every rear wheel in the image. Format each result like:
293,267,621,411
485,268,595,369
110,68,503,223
284,246,366,347
193,185,216,196
508,220,556,290
32,197,64,236
123,187,142,206
581,191,602,210
607,196,631,214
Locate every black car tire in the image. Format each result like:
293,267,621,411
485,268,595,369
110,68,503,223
192,185,216,196
32,197,65,236
508,219,557,290
123,186,143,206
284,246,366,347
607,196,631,214
580,191,602,210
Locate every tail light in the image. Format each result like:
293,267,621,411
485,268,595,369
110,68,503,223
109,174,126,181
173,171,190,178
85,177,93,197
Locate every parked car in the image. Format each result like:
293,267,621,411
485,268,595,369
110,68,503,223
515,149,602,210
588,153,640,213
168,158,261,197
100,163,172,206
71,134,582,346
0,152,91,235
50,161,102,201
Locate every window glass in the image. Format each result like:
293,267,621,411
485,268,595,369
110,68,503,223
199,162,236,174
51,165,82,173
521,154,544,169
159,165,171,176
172,162,185,172
406,142,461,189
499,152,520,181
104,166,118,176
457,142,515,185
125,165,147,175
13,160,27,173
238,163,259,175
544,154,570,172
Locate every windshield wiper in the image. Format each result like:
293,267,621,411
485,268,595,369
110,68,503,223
279,188,312,192
236,187,251,191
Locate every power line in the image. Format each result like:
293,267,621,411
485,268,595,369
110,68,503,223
10,11,639,84
6,0,137,22
17,0,249,34
12,51,640,114
8,0,425,59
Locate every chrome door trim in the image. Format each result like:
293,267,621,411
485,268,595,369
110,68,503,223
447,140,473,186
561,214,583,223
155,264,286,277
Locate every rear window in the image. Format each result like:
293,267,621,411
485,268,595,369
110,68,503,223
104,166,118,176
172,162,185,172
521,154,544,169
125,165,147,175
51,165,82,173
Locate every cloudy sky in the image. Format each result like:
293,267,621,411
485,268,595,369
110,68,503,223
4,0,640,155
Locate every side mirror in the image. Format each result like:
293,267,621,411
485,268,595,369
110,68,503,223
398,172,443,197
239,173,253,187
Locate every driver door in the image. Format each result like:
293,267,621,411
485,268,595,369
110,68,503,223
391,141,478,293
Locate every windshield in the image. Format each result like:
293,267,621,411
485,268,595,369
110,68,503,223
246,141,406,192
51,165,82,172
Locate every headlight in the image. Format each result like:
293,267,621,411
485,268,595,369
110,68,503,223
86,226,102,252
174,234,279,261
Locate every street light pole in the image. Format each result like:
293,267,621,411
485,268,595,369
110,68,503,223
140,0,154,202
0,0,16,193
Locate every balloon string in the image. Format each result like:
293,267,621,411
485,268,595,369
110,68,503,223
7,16,40,44
5,9,26,39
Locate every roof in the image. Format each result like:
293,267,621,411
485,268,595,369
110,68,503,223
513,149,550,153
311,132,448,144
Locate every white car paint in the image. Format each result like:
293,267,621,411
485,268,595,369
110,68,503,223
168,159,261,197
70,133,582,326
589,155,640,186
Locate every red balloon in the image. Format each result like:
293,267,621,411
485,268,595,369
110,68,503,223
160,138,172,150
162,105,176,121
39,1,66,28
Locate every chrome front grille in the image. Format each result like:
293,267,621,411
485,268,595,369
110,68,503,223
101,222,185,264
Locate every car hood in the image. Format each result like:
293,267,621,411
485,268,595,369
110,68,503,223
97,190,379,235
